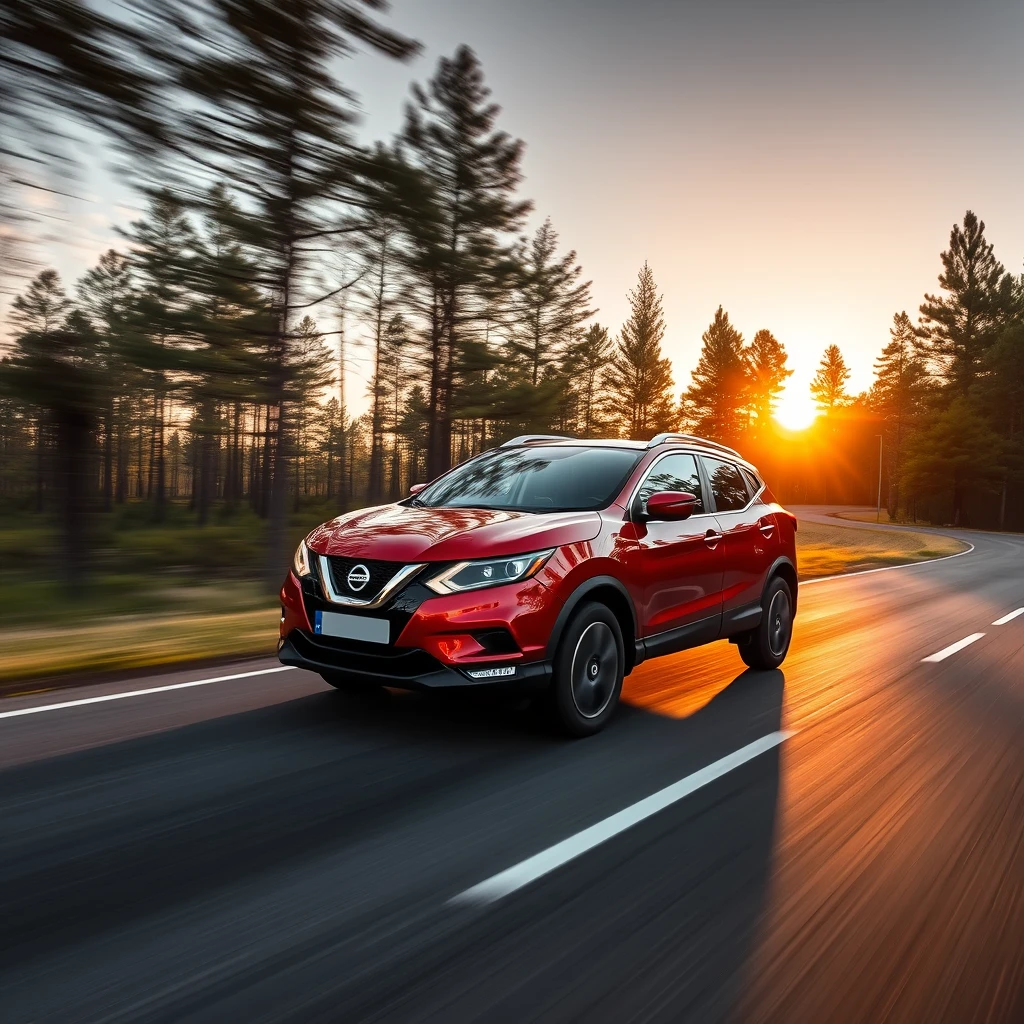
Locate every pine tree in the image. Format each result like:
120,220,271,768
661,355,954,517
188,186,269,522
870,311,932,516
122,190,196,520
810,344,852,411
746,328,791,433
975,324,1024,528
919,211,1013,396
512,218,594,388
3,281,101,586
605,263,676,439
155,0,418,577
902,399,1002,526
360,212,398,504
563,323,614,436
683,306,748,445
401,46,530,477
78,250,136,510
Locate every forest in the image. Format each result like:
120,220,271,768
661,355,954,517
2,2,1023,594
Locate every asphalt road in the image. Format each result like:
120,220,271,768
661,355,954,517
2,509,1023,1023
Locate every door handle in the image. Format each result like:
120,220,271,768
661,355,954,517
758,518,775,537
704,529,723,549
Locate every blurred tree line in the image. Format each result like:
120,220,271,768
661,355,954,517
1,2,1022,592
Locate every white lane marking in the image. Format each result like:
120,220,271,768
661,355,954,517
992,608,1024,626
801,541,975,586
921,633,986,663
451,730,793,907
0,666,295,721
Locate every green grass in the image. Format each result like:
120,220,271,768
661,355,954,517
796,519,966,579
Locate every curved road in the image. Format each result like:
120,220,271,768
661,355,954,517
1,510,1023,1022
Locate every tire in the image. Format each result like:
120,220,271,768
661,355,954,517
738,576,794,670
548,601,624,737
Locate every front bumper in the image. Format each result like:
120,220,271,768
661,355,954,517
278,568,556,691
278,631,552,691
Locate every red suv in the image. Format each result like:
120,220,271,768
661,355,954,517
279,434,798,736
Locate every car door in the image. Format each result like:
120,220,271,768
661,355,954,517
628,451,725,652
700,456,777,635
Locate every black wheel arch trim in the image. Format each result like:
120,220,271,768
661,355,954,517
765,555,798,612
546,575,640,669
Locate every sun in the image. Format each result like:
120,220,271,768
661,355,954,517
774,388,819,432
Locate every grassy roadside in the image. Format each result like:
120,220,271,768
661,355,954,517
796,518,966,579
0,517,969,689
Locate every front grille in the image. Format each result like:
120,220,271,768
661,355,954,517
324,556,405,602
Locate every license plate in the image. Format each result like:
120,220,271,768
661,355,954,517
314,610,390,645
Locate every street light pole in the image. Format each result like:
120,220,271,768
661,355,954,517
875,434,883,523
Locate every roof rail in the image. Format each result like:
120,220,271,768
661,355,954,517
646,432,741,457
500,434,576,447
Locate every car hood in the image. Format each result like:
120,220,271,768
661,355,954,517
306,503,603,563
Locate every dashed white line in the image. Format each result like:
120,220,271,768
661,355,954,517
450,730,793,907
921,633,986,663
992,608,1024,626
0,666,295,721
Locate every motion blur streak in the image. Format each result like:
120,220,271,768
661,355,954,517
0,513,1022,1021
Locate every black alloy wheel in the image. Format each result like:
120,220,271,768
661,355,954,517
738,575,794,671
549,601,625,737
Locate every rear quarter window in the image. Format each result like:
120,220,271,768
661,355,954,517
702,457,750,513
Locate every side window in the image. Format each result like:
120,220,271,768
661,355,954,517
636,453,705,516
740,467,762,498
703,457,750,513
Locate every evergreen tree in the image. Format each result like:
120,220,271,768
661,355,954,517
289,315,335,508
975,324,1024,528
564,323,614,436
401,46,530,477
684,306,747,445
605,263,676,439
360,212,397,504
870,311,932,516
512,218,594,388
919,211,1013,396
3,287,101,586
157,0,419,577
746,328,791,433
188,186,268,522
902,399,1002,526
810,344,852,411
78,250,136,510
122,190,196,520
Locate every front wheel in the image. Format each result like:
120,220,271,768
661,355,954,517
738,576,794,670
548,602,624,737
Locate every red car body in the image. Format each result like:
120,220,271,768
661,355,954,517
278,434,798,720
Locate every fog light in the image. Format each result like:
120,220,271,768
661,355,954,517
466,666,517,679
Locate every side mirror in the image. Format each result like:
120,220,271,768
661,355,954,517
645,491,697,521
409,483,427,496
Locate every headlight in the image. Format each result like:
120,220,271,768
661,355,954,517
292,538,313,577
425,550,554,595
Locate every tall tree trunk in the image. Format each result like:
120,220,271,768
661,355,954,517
101,397,113,512
35,416,45,513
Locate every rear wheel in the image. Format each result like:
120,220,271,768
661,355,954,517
548,602,624,737
738,576,793,670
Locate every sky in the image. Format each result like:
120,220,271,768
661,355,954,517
10,0,1024,422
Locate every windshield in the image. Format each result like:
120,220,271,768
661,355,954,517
415,446,643,512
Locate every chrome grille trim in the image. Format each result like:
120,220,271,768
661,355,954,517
316,556,426,609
